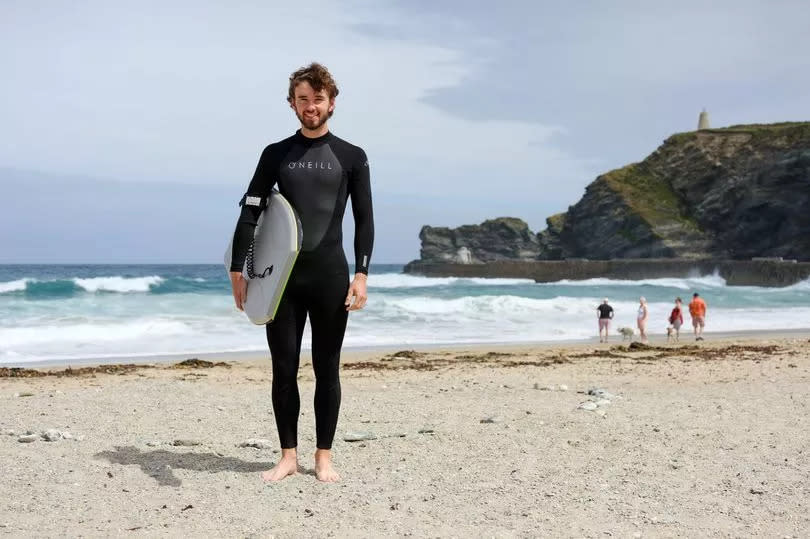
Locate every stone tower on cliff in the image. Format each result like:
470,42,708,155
697,109,710,130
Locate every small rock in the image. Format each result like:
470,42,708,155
41,429,62,442
146,441,162,447
558,384,569,391
344,431,377,442
577,402,598,411
2,429,16,436
216,406,225,411
61,432,73,440
417,428,435,434
14,392,35,398
480,417,501,424
18,434,38,443
588,388,616,399
237,438,274,450
172,439,201,447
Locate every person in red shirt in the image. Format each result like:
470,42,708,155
689,292,707,341
668,297,684,342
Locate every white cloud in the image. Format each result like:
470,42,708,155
0,0,587,201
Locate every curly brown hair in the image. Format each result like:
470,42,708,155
287,62,339,103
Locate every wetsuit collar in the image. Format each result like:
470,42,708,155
295,129,332,145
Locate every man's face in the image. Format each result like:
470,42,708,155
290,81,334,131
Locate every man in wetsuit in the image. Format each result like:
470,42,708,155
228,63,373,483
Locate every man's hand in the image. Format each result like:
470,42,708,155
345,273,368,311
229,271,247,311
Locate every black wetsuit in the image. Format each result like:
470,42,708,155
230,130,374,450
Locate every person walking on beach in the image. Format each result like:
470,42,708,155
689,293,707,341
597,298,614,343
668,297,684,342
229,63,374,483
637,296,649,342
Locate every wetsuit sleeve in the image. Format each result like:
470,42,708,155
349,148,374,275
229,146,277,272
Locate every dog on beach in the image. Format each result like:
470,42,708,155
617,326,634,341
666,325,675,343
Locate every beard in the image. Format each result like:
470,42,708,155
296,108,332,130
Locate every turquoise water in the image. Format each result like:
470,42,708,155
1,264,809,365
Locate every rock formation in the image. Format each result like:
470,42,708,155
413,122,810,264
417,218,541,263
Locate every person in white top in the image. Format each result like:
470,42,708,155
637,296,649,343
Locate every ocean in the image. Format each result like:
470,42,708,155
2,264,809,366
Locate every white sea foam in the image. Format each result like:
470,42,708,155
0,318,192,348
370,273,534,289
73,276,164,293
0,278,30,293
548,274,728,289
784,278,810,291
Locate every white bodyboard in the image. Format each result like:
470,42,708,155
224,190,302,325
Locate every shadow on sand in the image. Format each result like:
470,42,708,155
94,446,273,487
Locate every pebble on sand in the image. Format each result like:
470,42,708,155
41,429,62,442
588,388,617,400
18,434,39,443
172,439,201,447
237,439,274,450
343,431,378,442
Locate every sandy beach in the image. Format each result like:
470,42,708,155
2,333,809,538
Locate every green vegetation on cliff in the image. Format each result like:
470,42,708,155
665,121,810,147
599,163,698,231
545,212,566,231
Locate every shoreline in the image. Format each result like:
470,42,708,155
3,327,810,371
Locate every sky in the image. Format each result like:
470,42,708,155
1,0,808,264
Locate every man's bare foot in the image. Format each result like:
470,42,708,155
261,448,297,482
314,449,340,482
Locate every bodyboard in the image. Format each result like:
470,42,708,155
224,190,302,325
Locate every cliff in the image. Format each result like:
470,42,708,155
417,218,541,263
412,122,810,265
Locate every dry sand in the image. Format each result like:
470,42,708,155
1,334,809,538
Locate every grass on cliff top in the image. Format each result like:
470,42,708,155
545,212,566,232
600,164,698,230
665,121,810,146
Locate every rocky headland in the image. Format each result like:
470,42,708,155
405,122,810,284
